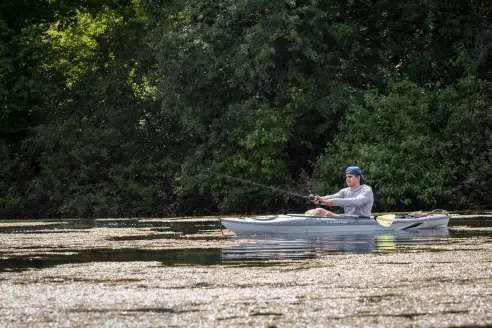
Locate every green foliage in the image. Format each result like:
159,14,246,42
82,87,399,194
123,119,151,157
436,77,492,209
149,0,365,211
315,77,492,210
28,8,176,217
314,80,452,209
0,141,25,217
0,0,178,217
0,0,135,143
1,0,492,217
0,18,54,142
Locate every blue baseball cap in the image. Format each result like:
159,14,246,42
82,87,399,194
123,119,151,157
345,166,364,179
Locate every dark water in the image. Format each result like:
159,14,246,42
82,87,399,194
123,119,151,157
0,216,490,271
0,218,214,235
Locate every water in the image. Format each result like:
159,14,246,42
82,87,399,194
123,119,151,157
0,214,490,271
1,215,492,328
221,229,451,262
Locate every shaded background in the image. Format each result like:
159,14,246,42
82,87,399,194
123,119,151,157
1,0,491,218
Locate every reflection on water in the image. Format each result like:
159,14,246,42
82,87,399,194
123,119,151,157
220,229,451,262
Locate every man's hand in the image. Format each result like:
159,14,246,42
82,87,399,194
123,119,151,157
312,196,333,207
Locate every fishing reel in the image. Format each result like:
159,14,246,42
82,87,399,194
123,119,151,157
307,191,321,204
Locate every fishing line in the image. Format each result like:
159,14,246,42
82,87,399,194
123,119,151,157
169,161,313,200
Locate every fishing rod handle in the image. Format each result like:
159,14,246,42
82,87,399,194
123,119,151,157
308,194,323,204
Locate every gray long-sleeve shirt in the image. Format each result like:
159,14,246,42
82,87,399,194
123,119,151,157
321,185,374,217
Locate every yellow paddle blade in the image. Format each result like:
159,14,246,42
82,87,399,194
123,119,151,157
376,214,396,227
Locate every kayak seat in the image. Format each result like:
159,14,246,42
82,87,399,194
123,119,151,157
250,216,280,221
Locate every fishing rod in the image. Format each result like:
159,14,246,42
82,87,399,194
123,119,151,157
169,161,317,201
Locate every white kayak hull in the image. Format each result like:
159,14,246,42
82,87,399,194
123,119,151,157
220,214,451,235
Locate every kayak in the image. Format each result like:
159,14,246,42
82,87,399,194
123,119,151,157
220,213,451,235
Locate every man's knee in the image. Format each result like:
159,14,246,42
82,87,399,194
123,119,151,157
312,208,328,216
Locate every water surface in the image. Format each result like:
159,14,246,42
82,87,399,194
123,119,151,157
1,214,491,328
0,214,490,271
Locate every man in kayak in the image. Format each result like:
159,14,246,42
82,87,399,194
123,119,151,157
311,166,374,217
